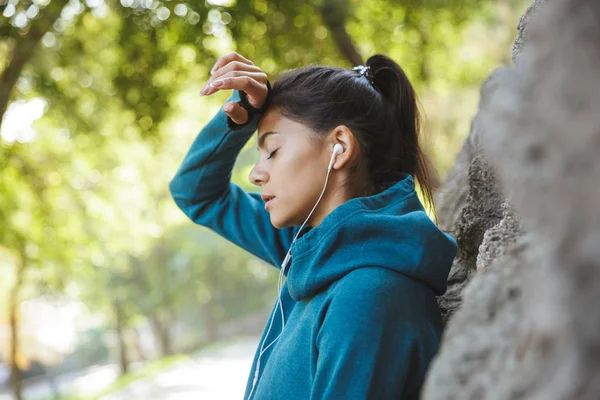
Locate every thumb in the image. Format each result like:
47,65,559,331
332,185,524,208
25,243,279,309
223,102,249,125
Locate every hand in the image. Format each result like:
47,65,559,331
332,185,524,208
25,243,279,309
200,52,270,125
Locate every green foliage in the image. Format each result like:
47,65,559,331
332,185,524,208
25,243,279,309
0,0,530,393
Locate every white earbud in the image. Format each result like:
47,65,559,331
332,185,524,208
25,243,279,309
328,144,343,172
333,143,343,155
248,142,343,400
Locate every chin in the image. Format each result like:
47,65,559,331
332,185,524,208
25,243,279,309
270,215,289,230
269,201,312,229
269,210,296,230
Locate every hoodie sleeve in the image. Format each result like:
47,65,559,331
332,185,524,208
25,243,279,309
311,269,436,400
169,90,298,268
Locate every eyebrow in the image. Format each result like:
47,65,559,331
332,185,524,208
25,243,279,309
257,131,281,150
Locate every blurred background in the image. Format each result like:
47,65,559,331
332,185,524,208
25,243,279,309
1,0,529,399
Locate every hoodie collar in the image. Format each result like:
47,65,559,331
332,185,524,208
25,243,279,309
286,173,457,301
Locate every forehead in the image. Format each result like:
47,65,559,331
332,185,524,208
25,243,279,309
257,109,285,148
258,108,284,133
256,108,321,149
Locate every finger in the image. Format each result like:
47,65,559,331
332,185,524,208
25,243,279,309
201,71,267,96
208,76,268,108
211,61,262,81
203,75,266,99
211,52,254,75
201,64,263,94
223,102,249,125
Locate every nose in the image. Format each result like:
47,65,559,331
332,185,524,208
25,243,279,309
248,162,269,187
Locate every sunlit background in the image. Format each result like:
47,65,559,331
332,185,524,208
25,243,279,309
1,0,528,398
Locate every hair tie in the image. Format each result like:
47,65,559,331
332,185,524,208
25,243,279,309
352,64,374,86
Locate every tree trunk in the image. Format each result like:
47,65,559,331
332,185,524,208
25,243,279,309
132,326,148,362
203,301,219,343
149,314,173,357
8,244,27,400
0,0,68,131
114,300,129,375
320,0,363,66
203,262,220,343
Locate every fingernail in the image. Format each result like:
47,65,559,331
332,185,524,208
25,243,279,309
211,79,223,87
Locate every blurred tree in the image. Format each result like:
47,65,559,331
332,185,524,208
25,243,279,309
0,1,529,398
0,0,68,132
0,138,85,399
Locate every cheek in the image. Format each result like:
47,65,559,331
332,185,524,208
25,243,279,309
274,152,325,208
276,151,321,187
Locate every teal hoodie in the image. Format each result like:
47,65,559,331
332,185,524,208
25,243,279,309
169,89,458,399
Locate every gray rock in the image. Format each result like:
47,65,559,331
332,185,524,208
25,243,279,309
437,155,505,324
477,0,600,397
476,202,523,271
426,0,600,398
512,0,546,64
423,237,528,400
432,66,508,234
434,68,519,324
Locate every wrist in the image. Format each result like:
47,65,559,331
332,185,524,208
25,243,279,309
227,80,272,130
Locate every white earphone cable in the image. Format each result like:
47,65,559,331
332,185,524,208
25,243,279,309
248,145,341,400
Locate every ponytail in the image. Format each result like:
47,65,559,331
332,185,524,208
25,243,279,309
367,54,437,222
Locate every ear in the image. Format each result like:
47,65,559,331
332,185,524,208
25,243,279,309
329,125,359,171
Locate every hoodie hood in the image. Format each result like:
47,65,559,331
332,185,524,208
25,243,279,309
286,173,458,301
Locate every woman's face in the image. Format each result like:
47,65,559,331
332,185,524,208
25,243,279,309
249,108,330,229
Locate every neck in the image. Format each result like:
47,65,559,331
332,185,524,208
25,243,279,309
307,172,370,228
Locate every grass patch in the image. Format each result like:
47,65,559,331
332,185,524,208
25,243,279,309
43,335,256,400
88,354,186,399
45,353,186,400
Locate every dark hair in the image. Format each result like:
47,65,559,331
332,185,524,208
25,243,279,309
269,54,438,223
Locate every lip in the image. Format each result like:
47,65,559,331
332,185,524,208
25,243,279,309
262,194,275,211
265,199,274,211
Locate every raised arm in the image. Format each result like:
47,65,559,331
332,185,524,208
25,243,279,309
169,59,299,268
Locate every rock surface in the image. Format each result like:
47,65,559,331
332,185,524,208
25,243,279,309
426,0,600,398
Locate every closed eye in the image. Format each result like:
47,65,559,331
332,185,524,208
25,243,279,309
267,149,279,160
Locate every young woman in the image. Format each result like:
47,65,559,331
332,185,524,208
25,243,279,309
169,51,457,399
